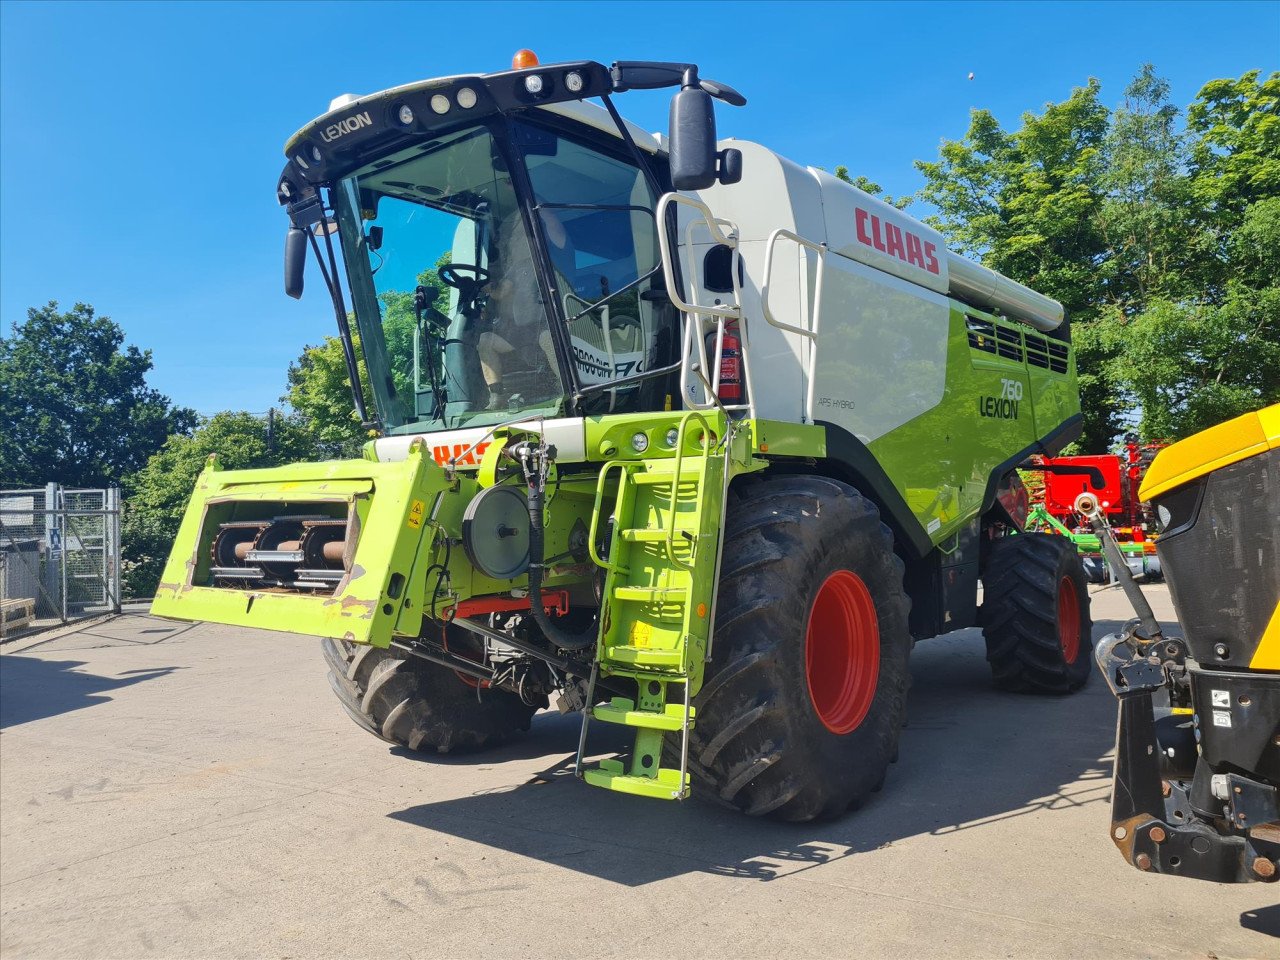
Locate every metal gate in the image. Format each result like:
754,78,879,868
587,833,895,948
0,484,122,637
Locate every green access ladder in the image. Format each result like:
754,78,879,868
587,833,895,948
575,412,730,800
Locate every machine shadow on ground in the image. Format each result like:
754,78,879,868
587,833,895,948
0,654,181,730
387,622,1127,887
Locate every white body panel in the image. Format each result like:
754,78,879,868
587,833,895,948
809,253,951,443
674,139,1064,430
683,142,827,424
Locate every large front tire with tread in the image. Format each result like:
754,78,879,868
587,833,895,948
981,533,1093,693
321,631,536,753
685,474,912,821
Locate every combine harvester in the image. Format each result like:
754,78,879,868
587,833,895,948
153,53,1091,818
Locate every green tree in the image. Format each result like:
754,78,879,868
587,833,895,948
120,411,317,597
1097,64,1196,311
0,301,196,487
834,165,910,209
1113,283,1280,439
1113,71,1280,439
911,67,1280,447
284,333,374,458
1187,71,1280,230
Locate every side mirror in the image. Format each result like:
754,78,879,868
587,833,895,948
669,84,717,190
718,147,743,185
284,227,307,299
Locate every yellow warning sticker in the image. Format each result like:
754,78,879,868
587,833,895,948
407,499,425,530
630,620,653,648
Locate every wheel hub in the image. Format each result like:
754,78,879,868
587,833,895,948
1057,576,1081,664
805,570,879,735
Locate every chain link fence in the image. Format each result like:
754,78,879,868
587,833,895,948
1,484,121,637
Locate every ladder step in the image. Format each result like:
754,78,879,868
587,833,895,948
617,528,671,543
612,585,687,602
605,646,685,668
618,528,698,545
582,758,689,800
592,697,693,731
630,470,704,486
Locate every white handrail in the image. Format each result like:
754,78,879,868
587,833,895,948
655,192,751,414
760,228,828,423
655,194,740,320
760,228,825,339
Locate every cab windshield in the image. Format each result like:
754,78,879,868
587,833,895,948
332,117,670,433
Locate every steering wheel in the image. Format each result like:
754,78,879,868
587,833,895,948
438,263,491,319
438,263,490,292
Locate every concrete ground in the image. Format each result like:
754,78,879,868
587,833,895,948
1,585,1275,959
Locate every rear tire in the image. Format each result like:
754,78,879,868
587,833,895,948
320,629,536,753
981,533,1093,693
684,474,912,821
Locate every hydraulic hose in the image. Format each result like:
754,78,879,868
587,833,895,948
519,443,599,651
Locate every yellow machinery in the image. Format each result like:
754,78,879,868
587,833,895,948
1095,403,1279,883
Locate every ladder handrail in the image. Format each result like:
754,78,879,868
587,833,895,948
665,411,713,571
655,193,754,416
655,193,740,320
587,460,630,571
702,420,738,665
760,228,825,339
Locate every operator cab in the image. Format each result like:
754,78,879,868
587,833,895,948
334,116,669,431
278,58,745,436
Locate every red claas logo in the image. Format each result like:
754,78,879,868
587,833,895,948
431,441,490,466
855,208,940,275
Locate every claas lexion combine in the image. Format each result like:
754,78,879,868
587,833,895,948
153,53,1096,820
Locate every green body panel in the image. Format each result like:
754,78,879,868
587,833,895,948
150,412,763,651
151,444,450,646
866,305,1079,546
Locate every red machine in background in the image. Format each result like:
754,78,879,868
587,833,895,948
1030,434,1169,582
1043,453,1125,521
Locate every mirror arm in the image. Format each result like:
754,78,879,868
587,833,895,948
610,61,748,107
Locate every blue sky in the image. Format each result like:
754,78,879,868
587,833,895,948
2,0,1277,415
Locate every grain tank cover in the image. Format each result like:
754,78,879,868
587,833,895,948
809,168,1065,332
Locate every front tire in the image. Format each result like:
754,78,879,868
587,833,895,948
321,629,536,753
685,475,912,821
981,533,1093,693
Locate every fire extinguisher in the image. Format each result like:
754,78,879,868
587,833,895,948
705,321,745,404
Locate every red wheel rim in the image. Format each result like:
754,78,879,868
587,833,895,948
805,570,879,735
1057,576,1081,664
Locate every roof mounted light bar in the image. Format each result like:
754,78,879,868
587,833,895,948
275,60,614,199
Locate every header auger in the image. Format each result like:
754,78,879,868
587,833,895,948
153,52,1090,818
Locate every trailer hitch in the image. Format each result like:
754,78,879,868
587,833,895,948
1095,621,1187,699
